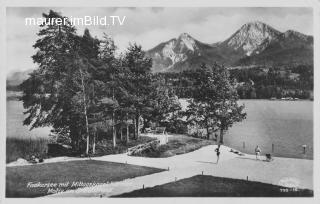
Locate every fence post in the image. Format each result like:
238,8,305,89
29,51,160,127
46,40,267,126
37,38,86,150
272,143,274,153
246,176,248,181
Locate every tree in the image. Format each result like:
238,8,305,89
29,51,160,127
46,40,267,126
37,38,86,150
21,10,81,148
186,63,246,143
94,34,124,147
144,75,182,131
21,10,101,154
122,44,153,138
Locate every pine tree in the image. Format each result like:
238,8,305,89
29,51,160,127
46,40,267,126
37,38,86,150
122,44,153,138
21,11,101,154
21,10,82,149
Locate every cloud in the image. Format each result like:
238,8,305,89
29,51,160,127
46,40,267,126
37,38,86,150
6,7,313,74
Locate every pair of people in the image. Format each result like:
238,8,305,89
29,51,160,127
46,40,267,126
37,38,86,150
215,144,262,163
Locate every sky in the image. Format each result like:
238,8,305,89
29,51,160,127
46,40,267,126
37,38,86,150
6,7,313,75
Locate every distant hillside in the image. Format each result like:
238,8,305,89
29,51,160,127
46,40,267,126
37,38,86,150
7,69,33,91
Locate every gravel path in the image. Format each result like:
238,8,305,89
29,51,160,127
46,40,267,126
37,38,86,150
46,145,313,197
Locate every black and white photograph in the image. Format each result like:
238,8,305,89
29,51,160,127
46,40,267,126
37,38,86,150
2,2,319,201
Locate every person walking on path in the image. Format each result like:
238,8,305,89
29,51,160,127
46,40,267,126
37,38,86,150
215,144,221,164
255,145,261,160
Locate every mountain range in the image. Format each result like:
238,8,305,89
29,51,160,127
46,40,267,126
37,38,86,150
7,21,313,87
146,21,313,72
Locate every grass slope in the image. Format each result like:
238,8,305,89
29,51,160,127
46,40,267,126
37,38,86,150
132,134,215,157
115,175,313,197
6,160,164,198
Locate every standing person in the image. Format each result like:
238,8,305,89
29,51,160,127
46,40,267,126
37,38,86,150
215,144,221,164
255,145,261,160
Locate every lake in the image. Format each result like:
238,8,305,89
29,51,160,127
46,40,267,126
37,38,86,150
7,93,313,159
180,99,313,160
6,93,51,139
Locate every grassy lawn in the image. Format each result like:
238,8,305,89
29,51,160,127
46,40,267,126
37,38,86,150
132,134,215,157
115,175,313,197
6,160,164,198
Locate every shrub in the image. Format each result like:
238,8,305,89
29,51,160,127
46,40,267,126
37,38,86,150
6,137,49,163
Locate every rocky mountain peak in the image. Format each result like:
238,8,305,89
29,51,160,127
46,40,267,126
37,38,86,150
147,21,313,72
225,21,281,56
176,33,197,52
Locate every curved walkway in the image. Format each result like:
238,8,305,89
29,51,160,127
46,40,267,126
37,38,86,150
47,145,313,197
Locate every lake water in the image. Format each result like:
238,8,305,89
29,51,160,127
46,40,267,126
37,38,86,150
224,100,313,160
180,99,313,160
6,97,51,139
7,93,313,159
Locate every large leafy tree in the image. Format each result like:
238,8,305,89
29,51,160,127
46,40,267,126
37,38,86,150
186,63,246,143
145,75,182,129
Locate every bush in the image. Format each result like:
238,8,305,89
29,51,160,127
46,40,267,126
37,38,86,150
6,137,49,163
93,136,157,156
47,143,74,157
160,120,188,134
131,135,215,158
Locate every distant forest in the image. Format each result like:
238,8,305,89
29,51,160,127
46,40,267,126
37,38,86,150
8,64,313,100
157,64,313,100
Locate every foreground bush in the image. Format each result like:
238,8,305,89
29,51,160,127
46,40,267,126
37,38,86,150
93,136,157,156
6,137,49,163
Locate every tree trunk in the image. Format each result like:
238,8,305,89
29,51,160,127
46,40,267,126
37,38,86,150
70,125,78,151
79,67,90,155
126,113,130,144
112,111,116,147
133,118,136,139
112,88,116,147
206,126,210,140
219,128,224,144
135,113,140,139
120,125,123,141
93,130,96,154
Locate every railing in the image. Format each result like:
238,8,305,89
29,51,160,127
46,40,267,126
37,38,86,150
127,140,160,155
238,141,313,159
